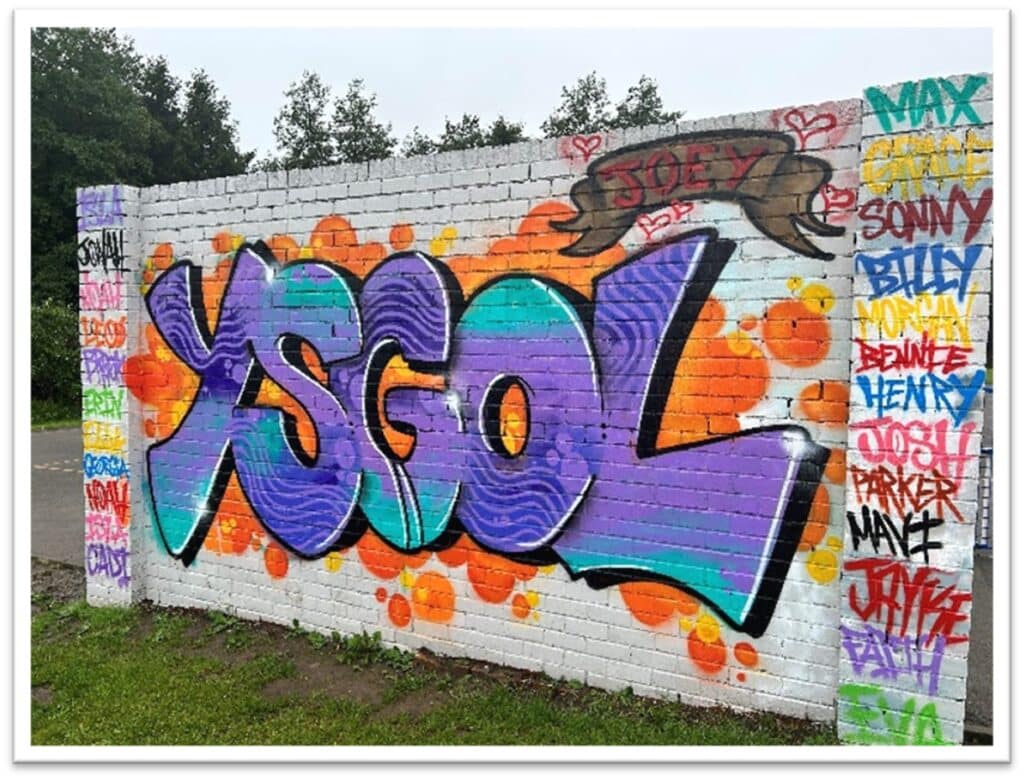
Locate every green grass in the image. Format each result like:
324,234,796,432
32,597,838,746
31,398,80,431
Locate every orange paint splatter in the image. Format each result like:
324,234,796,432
308,216,387,277
411,571,456,623
203,473,265,556
688,630,727,674
375,587,388,603
266,234,302,262
619,581,698,626
264,541,289,579
446,201,627,298
211,231,236,255
389,223,414,250
466,541,537,603
387,593,411,627
763,298,831,367
798,380,850,425
511,593,532,619
734,642,759,668
798,484,831,551
355,530,429,580
658,297,769,448
824,448,847,485
737,672,747,682
435,535,473,568
124,324,200,440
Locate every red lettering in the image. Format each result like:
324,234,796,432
852,416,975,487
643,149,680,197
683,144,714,189
599,159,645,208
723,144,767,189
846,557,970,646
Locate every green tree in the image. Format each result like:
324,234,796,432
139,56,185,183
486,116,527,146
271,70,335,169
401,126,436,157
31,28,255,308
179,70,254,180
248,154,285,172
613,75,683,129
332,79,396,163
540,71,612,137
425,114,527,154
31,27,155,307
437,114,486,152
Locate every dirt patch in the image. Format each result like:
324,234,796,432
262,654,384,707
32,558,85,607
376,685,452,720
32,685,53,706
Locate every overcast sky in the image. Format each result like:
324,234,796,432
121,26,993,160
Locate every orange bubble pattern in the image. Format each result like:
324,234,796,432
688,630,728,675
619,581,698,626
133,199,847,664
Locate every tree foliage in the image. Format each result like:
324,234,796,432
405,114,527,156
31,27,253,308
401,126,437,157
613,75,684,129
272,70,335,169
436,114,486,152
541,71,613,137
179,70,254,180
486,115,527,146
31,301,81,413
332,78,396,163
541,72,682,137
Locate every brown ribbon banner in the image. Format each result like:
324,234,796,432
551,129,845,260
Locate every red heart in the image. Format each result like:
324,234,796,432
783,109,837,149
822,184,855,210
669,200,695,220
571,134,603,162
637,212,672,240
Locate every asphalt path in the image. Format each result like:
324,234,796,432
32,426,86,568
30,425,992,735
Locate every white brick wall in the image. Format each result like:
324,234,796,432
839,72,992,746
81,71,992,743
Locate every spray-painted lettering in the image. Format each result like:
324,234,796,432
855,243,982,302
845,503,945,562
858,185,992,245
853,335,971,375
864,75,986,134
81,348,126,387
143,234,830,637
845,557,971,647
842,622,946,696
839,683,950,745
851,417,975,487
855,369,986,426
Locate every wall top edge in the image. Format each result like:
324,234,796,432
78,70,993,198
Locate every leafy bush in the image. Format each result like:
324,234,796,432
31,301,81,421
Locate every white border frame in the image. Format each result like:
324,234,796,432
9,2,1012,765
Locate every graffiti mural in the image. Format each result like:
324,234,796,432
118,96,859,711
84,74,991,738
552,130,843,258
141,226,829,637
838,72,991,746
77,186,133,595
